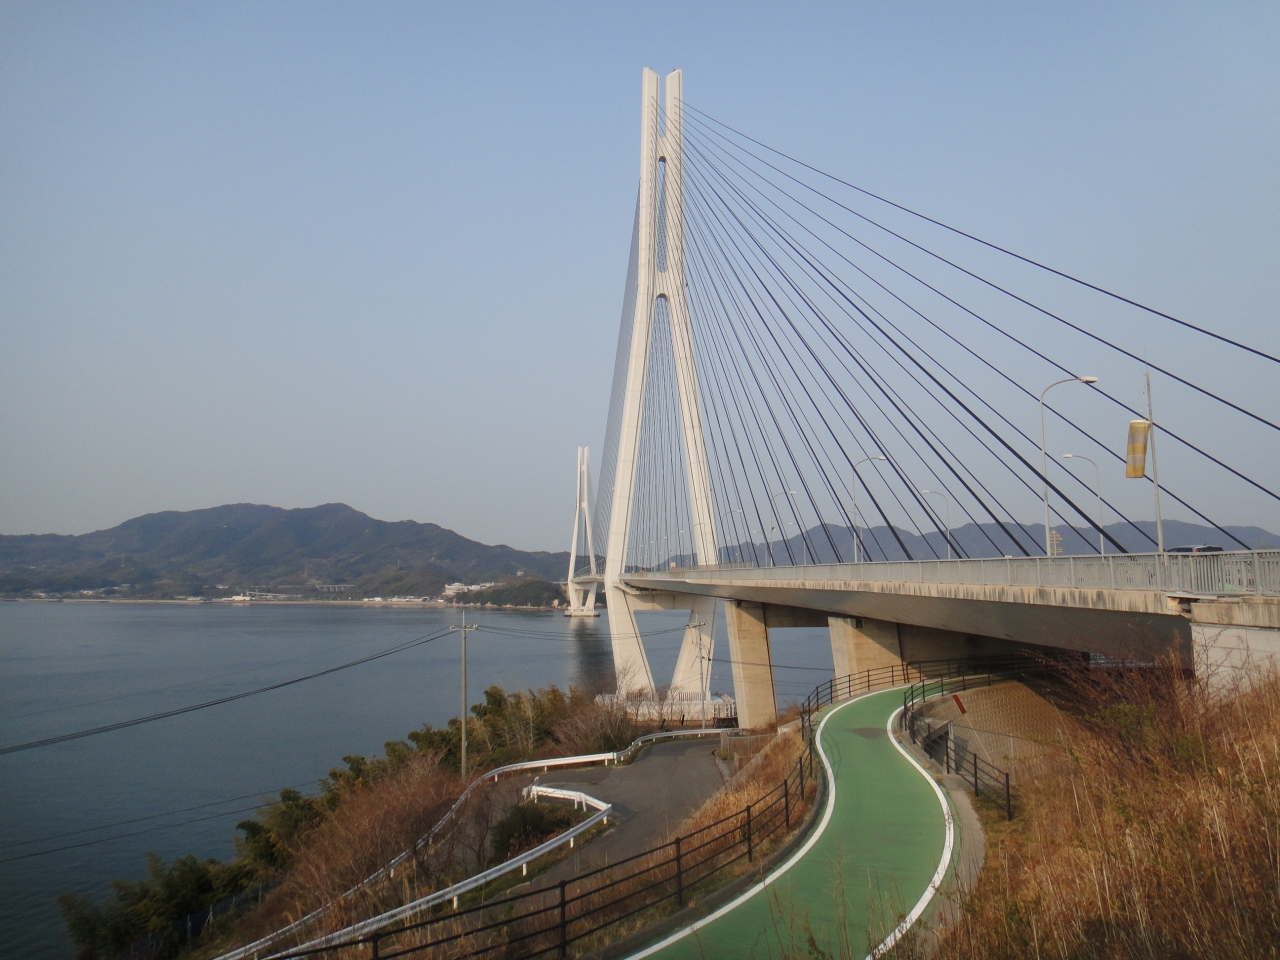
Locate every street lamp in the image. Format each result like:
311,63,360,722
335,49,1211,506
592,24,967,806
1063,454,1104,556
919,490,954,560
1039,376,1098,557
851,457,887,563
768,491,797,567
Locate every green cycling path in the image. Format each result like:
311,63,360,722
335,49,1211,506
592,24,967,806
628,688,953,960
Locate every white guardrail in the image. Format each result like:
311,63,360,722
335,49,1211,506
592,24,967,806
642,550,1280,598
281,787,611,955
215,728,722,960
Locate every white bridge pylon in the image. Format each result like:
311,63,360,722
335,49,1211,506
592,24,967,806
589,68,719,701
564,446,600,617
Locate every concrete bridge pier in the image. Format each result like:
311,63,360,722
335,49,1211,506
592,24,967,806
725,601,777,729
828,614,1031,680
829,615,900,678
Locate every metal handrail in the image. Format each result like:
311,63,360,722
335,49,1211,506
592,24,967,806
288,790,613,954
898,661,1060,820
214,728,724,960
253,736,822,960
645,549,1280,598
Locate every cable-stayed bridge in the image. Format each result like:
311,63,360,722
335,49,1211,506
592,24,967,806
567,68,1280,727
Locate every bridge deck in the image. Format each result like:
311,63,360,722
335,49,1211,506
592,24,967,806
625,550,1280,599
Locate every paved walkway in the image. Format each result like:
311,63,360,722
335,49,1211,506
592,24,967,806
530,738,725,884
628,689,953,959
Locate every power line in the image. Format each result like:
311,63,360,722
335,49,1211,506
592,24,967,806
0,781,322,851
0,629,453,756
0,627,419,723
0,801,314,864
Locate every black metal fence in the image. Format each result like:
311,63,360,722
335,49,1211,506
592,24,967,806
259,740,819,960
899,657,1067,819
798,654,1047,738
231,655,1063,960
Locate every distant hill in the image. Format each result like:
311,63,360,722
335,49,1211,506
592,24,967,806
0,503,569,599
3,505,1274,599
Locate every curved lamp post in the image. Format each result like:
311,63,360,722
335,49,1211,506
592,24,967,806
1039,376,1098,557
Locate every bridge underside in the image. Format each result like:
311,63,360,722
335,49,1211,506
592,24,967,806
624,573,1195,661
620,570,1223,728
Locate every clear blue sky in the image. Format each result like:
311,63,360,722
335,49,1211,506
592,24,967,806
2,2,1276,549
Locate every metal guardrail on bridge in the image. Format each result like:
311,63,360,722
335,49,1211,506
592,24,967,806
647,549,1280,597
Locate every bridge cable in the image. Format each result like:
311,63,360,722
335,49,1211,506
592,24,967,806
684,111,1280,438
688,159,1056,556
684,176,920,559
683,120,1278,531
686,131,1153,551
683,104,1280,368
687,143,1128,554
688,151,1053,556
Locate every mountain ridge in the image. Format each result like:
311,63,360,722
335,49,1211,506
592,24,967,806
3,503,1275,599
0,503,568,598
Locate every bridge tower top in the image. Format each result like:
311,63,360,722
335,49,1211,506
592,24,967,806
595,68,718,695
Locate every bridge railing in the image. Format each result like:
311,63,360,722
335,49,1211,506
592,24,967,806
654,549,1280,597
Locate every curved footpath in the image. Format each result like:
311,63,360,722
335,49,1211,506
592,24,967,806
628,688,955,960
534,738,725,880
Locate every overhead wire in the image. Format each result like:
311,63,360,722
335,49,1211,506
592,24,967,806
0,629,455,755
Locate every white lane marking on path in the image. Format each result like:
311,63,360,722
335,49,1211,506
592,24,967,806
867,706,956,959
622,690,877,960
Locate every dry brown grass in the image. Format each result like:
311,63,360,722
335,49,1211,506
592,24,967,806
932,662,1280,960
205,752,467,950
203,689,679,955
364,729,817,960
683,729,811,839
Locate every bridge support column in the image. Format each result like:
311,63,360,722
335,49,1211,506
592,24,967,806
828,615,903,679
726,601,776,729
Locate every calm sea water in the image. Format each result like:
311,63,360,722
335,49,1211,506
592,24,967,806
0,601,832,958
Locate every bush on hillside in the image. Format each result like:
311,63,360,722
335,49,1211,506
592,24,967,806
450,577,565,608
489,801,579,862
60,681,658,958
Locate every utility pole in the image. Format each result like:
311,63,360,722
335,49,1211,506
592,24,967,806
1145,371,1166,555
692,619,708,730
449,612,479,778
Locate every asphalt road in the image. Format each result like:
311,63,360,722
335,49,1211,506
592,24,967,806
530,737,725,882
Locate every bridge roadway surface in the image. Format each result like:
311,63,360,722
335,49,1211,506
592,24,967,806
627,688,951,960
